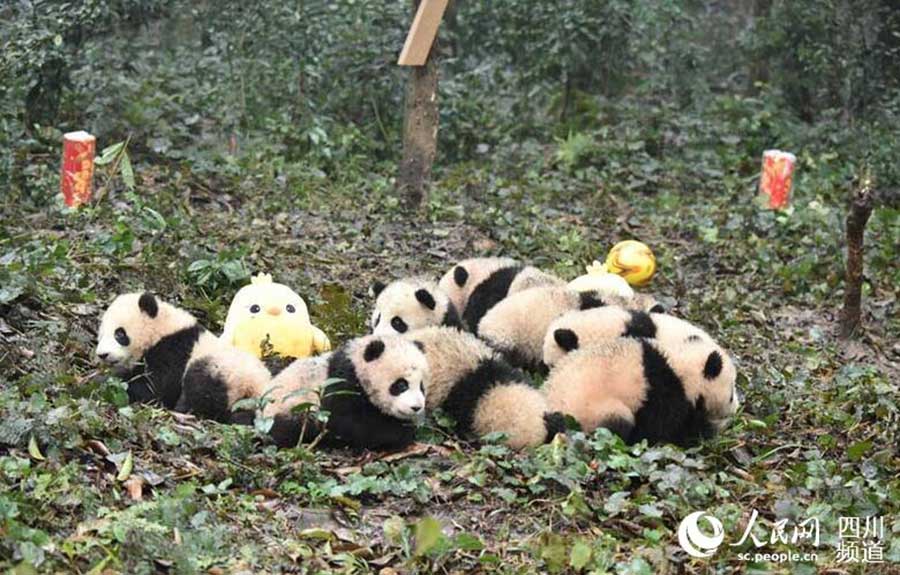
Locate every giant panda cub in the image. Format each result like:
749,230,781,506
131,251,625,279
477,285,660,372
543,308,711,368
405,327,566,449
262,334,428,450
544,337,740,447
438,257,564,333
95,293,270,422
370,277,461,335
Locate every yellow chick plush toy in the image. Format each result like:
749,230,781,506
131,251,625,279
220,273,331,359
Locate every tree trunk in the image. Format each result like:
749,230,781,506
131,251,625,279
839,178,876,338
748,0,772,94
398,2,440,209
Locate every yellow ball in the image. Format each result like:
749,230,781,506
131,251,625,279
605,240,656,286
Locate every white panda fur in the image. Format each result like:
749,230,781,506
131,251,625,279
438,257,564,333
95,292,270,423
405,327,566,449
370,277,461,335
263,335,428,450
477,285,655,372
543,308,710,368
544,337,740,447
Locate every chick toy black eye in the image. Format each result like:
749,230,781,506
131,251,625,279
286,304,296,313
390,378,409,396
391,316,408,333
114,327,130,346
250,304,261,314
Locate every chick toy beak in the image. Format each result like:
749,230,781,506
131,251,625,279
267,306,282,316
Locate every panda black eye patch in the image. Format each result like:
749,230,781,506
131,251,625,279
554,328,579,352
364,339,385,361
391,316,408,333
415,288,436,310
114,327,130,346
390,378,409,396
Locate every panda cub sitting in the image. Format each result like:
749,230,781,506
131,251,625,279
262,334,429,450
370,277,461,335
95,292,270,422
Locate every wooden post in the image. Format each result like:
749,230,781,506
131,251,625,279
839,177,875,338
398,0,448,209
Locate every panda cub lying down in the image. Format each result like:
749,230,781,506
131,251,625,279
97,282,740,451
95,293,430,451
95,292,270,422
262,335,429,450
544,335,740,447
264,328,564,450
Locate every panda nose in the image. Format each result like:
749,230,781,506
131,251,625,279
411,405,422,413
267,306,282,316
97,352,109,360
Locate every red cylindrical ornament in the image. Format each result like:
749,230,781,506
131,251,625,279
61,131,96,208
759,149,796,210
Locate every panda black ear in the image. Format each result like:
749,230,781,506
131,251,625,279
453,266,468,287
371,280,387,298
649,303,666,314
364,339,385,362
579,292,606,310
412,340,425,353
703,351,723,379
554,328,579,352
138,293,159,318
415,289,436,310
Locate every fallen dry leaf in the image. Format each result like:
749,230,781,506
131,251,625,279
124,476,144,501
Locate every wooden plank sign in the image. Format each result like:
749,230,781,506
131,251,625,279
61,131,96,208
398,0,449,66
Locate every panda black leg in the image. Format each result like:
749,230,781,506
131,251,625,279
543,412,568,443
598,416,634,443
180,359,232,423
270,414,301,448
230,410,256,426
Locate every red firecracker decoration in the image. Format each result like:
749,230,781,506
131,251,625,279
759,149,796,210
61,131,96,208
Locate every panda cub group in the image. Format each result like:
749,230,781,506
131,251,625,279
96,256,740,451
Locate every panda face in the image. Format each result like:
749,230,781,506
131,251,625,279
96,292,195,370
371,280,443,336
95,293,161,367
676,339,739,430
356,337,428,420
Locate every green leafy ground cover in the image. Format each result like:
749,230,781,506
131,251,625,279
2,116,898,573
2,2,899,573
